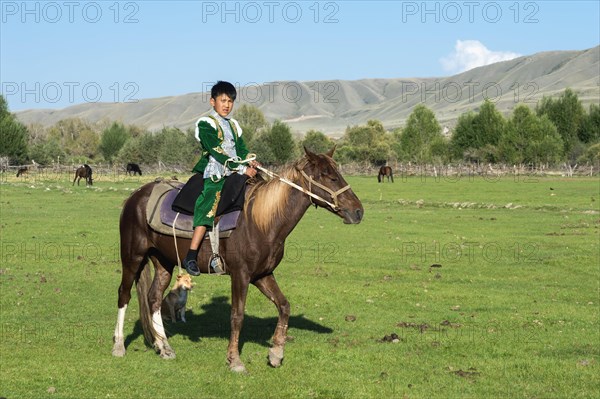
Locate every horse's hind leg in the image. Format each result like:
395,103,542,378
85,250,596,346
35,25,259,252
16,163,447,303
112,254,147,357
148,255,176,359
253,274,290,368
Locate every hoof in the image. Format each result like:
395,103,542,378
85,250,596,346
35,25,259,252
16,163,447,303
268,347,284,368
229,359,247,374
111,346,126,357
160,350,176,359
112,339,126,357
158,344,176,359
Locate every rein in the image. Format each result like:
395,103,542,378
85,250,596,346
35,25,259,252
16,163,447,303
256,166,350,211
226,153,351,211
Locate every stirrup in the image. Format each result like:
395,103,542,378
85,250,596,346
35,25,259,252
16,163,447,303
209,254,225,274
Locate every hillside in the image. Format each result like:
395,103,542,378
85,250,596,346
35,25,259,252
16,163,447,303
15,46,599,137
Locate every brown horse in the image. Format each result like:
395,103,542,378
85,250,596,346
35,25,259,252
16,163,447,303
377,166,393,183
73,164,93,186
111,148,363,372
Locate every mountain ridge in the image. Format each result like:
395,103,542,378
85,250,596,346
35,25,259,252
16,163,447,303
15,46,600,137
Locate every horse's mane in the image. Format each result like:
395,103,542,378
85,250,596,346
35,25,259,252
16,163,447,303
245,158,309,233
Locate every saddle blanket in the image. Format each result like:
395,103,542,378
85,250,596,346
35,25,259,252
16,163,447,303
146,180,240,239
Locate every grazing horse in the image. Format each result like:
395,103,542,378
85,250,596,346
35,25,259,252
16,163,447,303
126,163,142,176
73,164,93,186
16,167,28,177
111,148,364,372
377,166,394,183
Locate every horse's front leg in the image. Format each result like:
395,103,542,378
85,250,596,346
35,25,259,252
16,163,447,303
228,273,250,373
253,274,290,368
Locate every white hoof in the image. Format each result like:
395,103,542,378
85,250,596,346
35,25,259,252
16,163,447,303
111,346,126,357
112,338,126,357
268,347,284,368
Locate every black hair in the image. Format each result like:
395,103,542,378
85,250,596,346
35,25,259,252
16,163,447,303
211,81,237,101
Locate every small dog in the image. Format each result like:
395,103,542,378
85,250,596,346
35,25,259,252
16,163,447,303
161,274,194,322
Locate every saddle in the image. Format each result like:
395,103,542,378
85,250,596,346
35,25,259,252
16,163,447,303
146,174,249,239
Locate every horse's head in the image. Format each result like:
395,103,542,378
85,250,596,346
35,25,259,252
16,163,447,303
297,147,363,224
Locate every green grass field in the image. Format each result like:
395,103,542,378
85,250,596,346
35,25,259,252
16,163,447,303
1,171,598,398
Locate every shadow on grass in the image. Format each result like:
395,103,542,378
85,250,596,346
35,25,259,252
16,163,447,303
124,295,333,354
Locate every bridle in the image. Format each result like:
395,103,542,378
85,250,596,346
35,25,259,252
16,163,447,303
226,154,352,211
255,165,351,211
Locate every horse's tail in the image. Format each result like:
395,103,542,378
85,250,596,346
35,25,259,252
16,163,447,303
136,260,157,346
377,173,382,183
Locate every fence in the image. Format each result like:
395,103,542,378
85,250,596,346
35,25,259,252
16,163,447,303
1,161,598,183
338,161,597,178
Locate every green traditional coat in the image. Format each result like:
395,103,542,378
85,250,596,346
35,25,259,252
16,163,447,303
191,114,250,228
192,115,249,176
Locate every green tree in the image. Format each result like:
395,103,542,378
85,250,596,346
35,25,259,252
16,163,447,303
499,104,564,164
99,122,130,164
267,120,296,164
399,104,442,162
536,88,584,154
473,100,505,146
253,120,296,165
233,104,268,147
450,100,505,162
117,127,199,168
251,135,277,165
301,130,333,154
450,111,477,159
576,142,600,166
70,129,99,159
578,103,600,143
0,95,29,163
47,118,97,157
339,119,391,164
429,135,451,163
116,136,143,164
158,127,197,165
28,138,65,165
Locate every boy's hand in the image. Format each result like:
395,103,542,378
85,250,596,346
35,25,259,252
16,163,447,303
245,166,258,178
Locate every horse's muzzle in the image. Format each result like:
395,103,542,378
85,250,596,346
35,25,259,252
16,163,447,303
342,208,363,224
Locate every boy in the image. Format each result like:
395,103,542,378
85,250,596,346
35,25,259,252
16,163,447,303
183,81,258,276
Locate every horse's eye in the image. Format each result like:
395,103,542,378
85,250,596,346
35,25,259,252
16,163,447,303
320,172,337,182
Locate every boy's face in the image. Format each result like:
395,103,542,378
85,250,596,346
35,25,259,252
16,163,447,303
210,94,234,118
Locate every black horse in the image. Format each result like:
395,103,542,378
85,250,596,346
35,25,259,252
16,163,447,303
16,167,28,177
126,163,142,176
73,164,93,186
378,166,393,183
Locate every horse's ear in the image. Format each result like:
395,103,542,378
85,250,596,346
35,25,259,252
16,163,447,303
303,146,319,162
326,145,336,158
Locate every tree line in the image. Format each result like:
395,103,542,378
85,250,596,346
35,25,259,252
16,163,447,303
1,89,598,170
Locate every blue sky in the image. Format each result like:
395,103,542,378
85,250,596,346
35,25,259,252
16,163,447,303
1,0,599,111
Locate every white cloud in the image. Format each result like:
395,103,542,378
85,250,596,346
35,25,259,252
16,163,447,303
440,40,521,73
